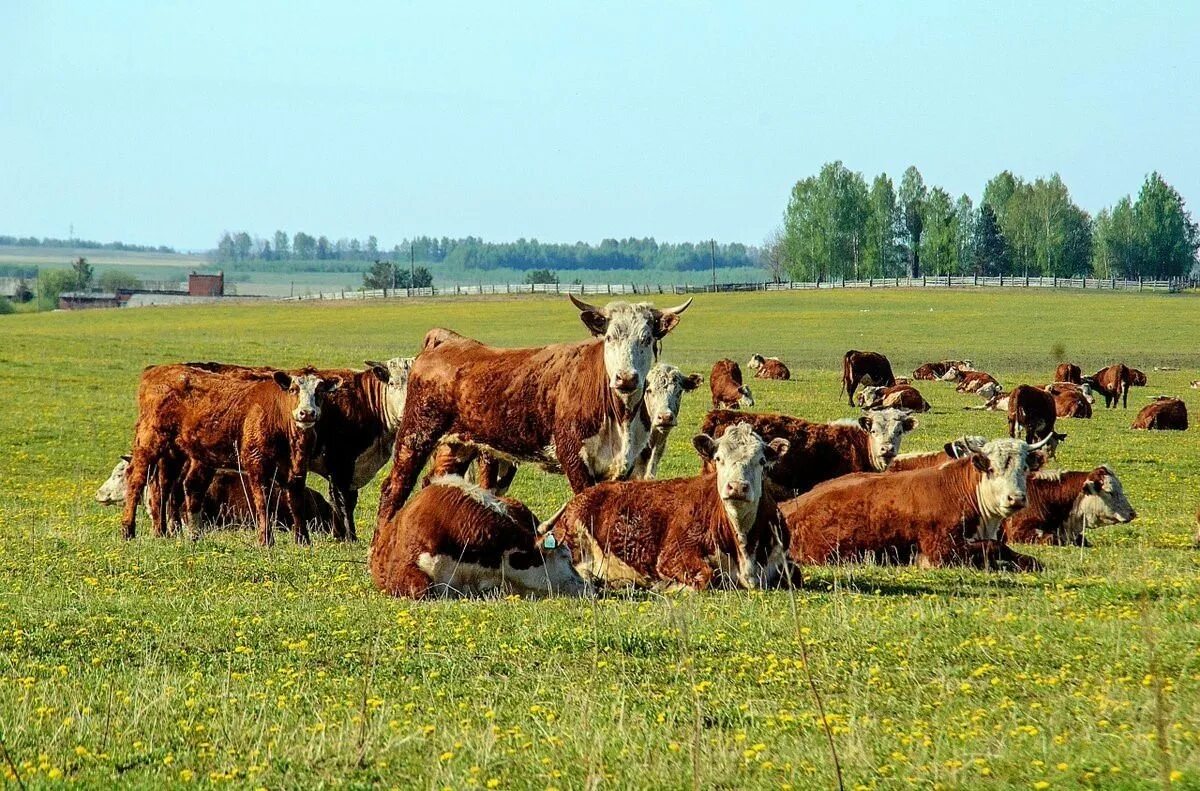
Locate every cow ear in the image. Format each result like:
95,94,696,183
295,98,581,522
323,376,343,393
902,415,919,432
653,312,682,339
971,452,991,473
684,373,703,391
765,438,790,462
364,360,390,382
1026,451,1046,472
692,434,717,461
578,309,608,337
1083,480,1100,495
858,415,872,431
272,371,293,390
120,454,132,463
943,442,958,458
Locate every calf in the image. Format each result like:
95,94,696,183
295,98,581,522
1055,363,1083,384
1003,466,1136,546
1131,397,1188,430
701,407,918,498
631,364,703,479
886,435,986,472
748,354,791,380
842,350,895,406
1087,364,1131,408
783,436,1051,570
710,358,754,409
544,423,791,590
857,384,931,413
370,477,590,599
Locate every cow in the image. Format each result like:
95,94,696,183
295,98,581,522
542,423,791,591
885,435,987,472
122,366,342,546
955,370,1000,394
1131,397,1188,430
97,456,333,533
1007,385,1064,446
700,408,918,498
1086,364,1131,408
748,354,791,380
783,436,1053,570
710,358,754,410
370,476,590,599
857,384,931,413
377,297,692,528
631,364,703,479
841,350,895,406
1003,466,1136,546
1050,389,1092,419
1129,368,1148,387
1045,381,1094,402
912,362,948,381
1054,363,1083,384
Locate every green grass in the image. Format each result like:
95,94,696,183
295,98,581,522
3,289,1200,789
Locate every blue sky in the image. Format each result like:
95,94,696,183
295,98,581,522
2,2,1196,251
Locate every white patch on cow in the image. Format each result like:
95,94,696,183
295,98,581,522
856,385,884,407
573,528,651,588
747,354,764,370
416,544,590,598
580,409,650,482
428,474,509,517
381,356,414,430
281,372,341,430
976,381,1002,401
973,438,1040,540
852,408,919,470
940,366,962,381
96,457,130,504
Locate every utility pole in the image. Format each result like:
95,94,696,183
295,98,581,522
710,239,716,292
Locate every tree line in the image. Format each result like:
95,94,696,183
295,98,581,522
0,235,174,254
769,163,1198,282
213,232,757,272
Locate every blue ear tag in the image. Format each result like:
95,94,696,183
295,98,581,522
542,534,557,550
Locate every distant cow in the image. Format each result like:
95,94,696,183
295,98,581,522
1054,363,1083,384
1045,381,1094,403
376,297,691,527
1129,368,1148,387
886,435,987,472
748,354,791,380
544,423,791,591
1087,364,1131,408
1007,385,1065,449
912,362,948,381
97,457,333,533
370,477,590,599
857,384,931,413
701,407,918,498
955,370,1000,394
842,350,895,406
1051,390,1092,419
1003,466,1136,546
631,364,703,479
783,436,1052,570
710,358,754,410
1131,397,1188,430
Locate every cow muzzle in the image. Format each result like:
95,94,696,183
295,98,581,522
654,412,675,427
723,481,751,501
612,371,639,394
295,409,319,428
1004,493,1027,510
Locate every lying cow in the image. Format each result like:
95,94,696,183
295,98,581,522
378,297,691,526
543,423,791,590
783,436,1053,570
97,456,334,533
1087,364,1131,409
842,350,895,406
370,476,590,599
710,358,754,410
857,384,931,413
1045,381,1094,403
955,370,1000,394
631,364,703,479
701,407,917,498
748,354,791,380
1131,397,1188,430
1051,389,1092,419
1054,363,1083,384
886,435,986,472
1002,466,1136,546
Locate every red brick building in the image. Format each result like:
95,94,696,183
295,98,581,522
188,271,224,297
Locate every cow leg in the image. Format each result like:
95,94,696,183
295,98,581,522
378,419,449,529
327,471,357,541
181,461,215,541
342,487,360,542
657,551,714,591
977,541,1043,572
554,430,595,494
120,444,158,539
847,378,857,407
1122,383,1128,409
146,459,167,538
285,472,311,546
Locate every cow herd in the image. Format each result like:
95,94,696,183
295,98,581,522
101,296,1172,599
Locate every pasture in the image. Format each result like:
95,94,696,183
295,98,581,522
3,289,1200,789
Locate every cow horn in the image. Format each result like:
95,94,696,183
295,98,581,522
1028,434,1053,450
535,501,569,537
568,293,603,314
658,297,693,315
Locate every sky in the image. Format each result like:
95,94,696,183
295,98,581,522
1,2,1197,251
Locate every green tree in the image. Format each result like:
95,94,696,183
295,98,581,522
365,235,379,259
217,232,236,262
973,203,1009,275
898,166,926,277
233,232,252,262
782,161,869,281
72,257,94,290
411,266,433,288
292,232,316,260
954,194,975,275
38,269,79,306
363,260,396,290
316,236,331,260
524,268,559,285
1131,172,1199,278
273,230,289,260
864,174,899,278
919,188,957,275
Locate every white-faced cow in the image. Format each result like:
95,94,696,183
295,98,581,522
748,354,791,380
1003,466,1136,546
631,363,703,479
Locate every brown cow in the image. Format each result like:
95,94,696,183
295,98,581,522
914,360,975,380
857,384,931,413
1050,389,1092,419
710,358,754,410
1003,466,1136,546
701,408,917,498
1131,397,1188,430
748,354,791,380
377,297,691,527
1054,363,1083,384
1086,364,1131,408
544,423,791,590
370,477,590,599
783,437,1051,570
841,350,895,406
955,370,1000,394
886,435,987,472
1007,385,1067,451
1129,368,1148,387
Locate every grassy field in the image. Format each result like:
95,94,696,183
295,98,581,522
3,289,1200,789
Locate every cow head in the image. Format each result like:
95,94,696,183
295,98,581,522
940,366,963,382
1078,466,1137,527
738,385,755,408
856,385,884,407
273,371,343,430
96,455,132,505
857,408,919,469
976,381,1003,401
507,504,592,597
570,295,691,405
365,356,414,429
1079,382,1095,403
969,435,1052,539
944,435,987,459
693,423,789,520
747,354,765,370
644,364,702,429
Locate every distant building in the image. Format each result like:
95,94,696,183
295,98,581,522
58,292,124,310
188,271,224,297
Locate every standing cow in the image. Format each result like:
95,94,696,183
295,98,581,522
841,350,895,406
710,358,754,410
1054,363,1083,384
1007,385,1067,451
631,363,703,479
377,297,691,528
748,354,791,380
1087,364,1132,409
